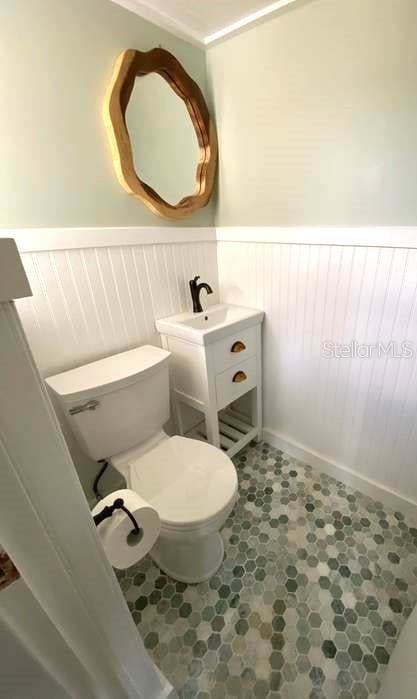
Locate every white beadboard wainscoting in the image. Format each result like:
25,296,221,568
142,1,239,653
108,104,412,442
14,228,218,376
10,227,218,496
6,225,417,516
217,229,417,517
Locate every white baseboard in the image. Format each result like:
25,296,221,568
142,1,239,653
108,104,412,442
263,427,417,522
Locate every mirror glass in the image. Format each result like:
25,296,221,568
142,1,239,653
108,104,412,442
125,74,200,206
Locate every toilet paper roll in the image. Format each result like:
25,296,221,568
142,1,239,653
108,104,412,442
92,489,160,570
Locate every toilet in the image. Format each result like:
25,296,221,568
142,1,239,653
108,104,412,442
46,345,238,583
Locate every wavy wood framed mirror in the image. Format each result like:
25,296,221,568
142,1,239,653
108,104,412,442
103,48,218,220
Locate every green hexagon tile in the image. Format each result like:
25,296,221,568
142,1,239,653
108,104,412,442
116,442,417,698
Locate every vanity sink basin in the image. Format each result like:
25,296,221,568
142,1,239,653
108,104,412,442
156,304,264,345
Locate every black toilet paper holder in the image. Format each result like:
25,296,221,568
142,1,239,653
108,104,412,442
93,498,142,538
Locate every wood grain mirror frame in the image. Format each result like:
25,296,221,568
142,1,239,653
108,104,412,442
104,48,218,220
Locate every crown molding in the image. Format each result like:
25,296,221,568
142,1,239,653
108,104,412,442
204,0,298,45
110,0,205,48
111,0,300,48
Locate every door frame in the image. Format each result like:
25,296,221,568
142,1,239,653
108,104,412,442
0,238,177,699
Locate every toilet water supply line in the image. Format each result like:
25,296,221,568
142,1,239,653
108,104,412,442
92,459,142,540
94,458,109,500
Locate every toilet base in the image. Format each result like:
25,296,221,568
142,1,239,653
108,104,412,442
150,531,224,584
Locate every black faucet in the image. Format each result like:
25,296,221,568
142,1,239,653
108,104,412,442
189,276,213,313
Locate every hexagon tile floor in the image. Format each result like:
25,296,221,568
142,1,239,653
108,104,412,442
116,441,417,698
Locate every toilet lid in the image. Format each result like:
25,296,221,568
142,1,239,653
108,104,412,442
129,436,238,528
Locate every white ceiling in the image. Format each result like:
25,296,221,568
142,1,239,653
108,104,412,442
112,0,298,46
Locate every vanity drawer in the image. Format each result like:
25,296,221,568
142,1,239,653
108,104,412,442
213,326,257,374
215,356,257,410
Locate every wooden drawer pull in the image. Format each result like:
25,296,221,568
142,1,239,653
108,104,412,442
232,371,247,383
231,340,246,353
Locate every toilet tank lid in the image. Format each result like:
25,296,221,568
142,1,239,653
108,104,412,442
45,345,171,402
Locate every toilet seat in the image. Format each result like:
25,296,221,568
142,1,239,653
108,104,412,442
128,436,238,531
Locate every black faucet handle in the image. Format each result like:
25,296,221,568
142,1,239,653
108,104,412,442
191,275,200,285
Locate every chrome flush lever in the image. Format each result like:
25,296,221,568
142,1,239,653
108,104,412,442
69,399,100,415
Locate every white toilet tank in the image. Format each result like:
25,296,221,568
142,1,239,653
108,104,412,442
46,345,171,461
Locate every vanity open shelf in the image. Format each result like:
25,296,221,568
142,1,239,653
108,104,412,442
188,406,257,458
156,304,264,458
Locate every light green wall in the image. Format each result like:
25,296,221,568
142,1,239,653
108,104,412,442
0,0,213,228
207,0,417,226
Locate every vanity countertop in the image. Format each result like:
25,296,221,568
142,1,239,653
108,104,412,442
155,303,264,345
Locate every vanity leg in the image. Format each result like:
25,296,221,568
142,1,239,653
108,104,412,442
205,406,220,448
253,326,263,443
252,386,263,443
172,396,185,436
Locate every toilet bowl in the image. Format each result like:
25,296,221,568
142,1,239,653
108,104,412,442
113,434,238,583
46,345,238,583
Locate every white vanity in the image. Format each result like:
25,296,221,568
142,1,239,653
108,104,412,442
156,304,264,457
